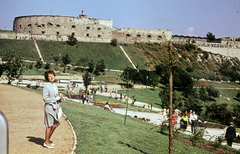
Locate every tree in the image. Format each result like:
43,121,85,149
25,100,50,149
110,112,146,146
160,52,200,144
29,62,33,69
0,64,4,77
66,33,77,46
110,39,118,46
159,88,184,110
44,62,51,70
206,32,215,42
87,59,95,73
53,55,61,66
2,51,24,84
94,58,106,76
76,57,89,71
120,67,139,84
35,59,43,77
199,86,208,102
237,90,240,101
205,103,231,125
62,52,71,73
82,72,92,94
206,86,220,99
184,91,203,114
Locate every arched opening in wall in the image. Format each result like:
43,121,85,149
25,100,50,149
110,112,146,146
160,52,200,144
86,34,89,37
72,25,76,28
19,25,22,29
137,34,141,37
42,24,45,28
37,25,41,27
28,24,31,27
126,34,131,37
98,35,102,38
72,32,75,36
86,27,90,30
158,36,162,39
148,35,151,38
42,31,45,35
98,28,101,30
29,31,31,33
56,24,61,28
48,22,53,26
56,32,59,35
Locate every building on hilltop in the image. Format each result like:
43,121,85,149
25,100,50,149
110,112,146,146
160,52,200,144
0,14,172,43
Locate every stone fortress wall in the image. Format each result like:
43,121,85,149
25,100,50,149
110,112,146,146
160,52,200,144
1,14,239,59
0,14,172,43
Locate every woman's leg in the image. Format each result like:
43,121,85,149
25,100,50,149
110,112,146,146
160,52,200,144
45,127,51,145
49,124,57,140
45,124,57,145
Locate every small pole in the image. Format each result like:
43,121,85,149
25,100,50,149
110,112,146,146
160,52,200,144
169,41,173,154
124,71,129,125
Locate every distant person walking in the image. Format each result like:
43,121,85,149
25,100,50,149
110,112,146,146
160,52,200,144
162,107,167,120
180,113,189,133
43,70,61,149
225,122,236,147
189,111,198,133
81,92,86,104
172,111,178,127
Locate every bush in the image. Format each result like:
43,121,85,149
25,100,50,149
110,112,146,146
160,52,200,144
110,39,118,47
66,33,77,46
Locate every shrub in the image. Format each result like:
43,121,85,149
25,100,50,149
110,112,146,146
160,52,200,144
110,39,118,47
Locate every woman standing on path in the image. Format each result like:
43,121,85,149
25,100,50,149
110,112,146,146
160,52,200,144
43,70,61,149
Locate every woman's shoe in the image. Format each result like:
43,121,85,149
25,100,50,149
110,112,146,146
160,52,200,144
43,143,54,149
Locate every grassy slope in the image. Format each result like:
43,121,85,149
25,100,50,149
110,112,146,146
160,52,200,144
0,39,149,70
0,39,39,61
37,41,142,70
61,100,210,154
120,44,149,70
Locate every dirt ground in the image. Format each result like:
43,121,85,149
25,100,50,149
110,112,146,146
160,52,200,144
0,84,74,154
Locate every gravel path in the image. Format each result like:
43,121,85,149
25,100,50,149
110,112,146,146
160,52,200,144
0,84,74,154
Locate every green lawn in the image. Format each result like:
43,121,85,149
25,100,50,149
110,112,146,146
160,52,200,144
121,44,149,70
61,99,211,154
0,39,39,61
15,85,238,154
37,41,134,70
118,88,162,108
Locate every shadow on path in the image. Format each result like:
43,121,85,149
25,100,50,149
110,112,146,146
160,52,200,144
27,136,44,146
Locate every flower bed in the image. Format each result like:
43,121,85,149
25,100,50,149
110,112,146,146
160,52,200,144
93,101,124,108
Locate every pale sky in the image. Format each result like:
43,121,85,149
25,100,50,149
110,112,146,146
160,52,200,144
0,0,239,38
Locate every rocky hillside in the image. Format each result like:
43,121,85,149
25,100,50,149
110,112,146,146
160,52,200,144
130,42,240,81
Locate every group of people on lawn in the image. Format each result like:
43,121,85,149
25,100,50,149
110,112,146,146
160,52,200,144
162,108,237,147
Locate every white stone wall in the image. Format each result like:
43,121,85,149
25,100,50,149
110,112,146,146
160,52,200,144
200,46,240,59
112,27,172,43
13,15,113,42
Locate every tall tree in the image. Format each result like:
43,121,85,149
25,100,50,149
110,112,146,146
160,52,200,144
87,59,95,73
206,32,216,42
2,51,24,84
53,55,61,66
82,72,92,94
62,52,71,73
76,57,89,71
94,58,106,76
35,59,43,77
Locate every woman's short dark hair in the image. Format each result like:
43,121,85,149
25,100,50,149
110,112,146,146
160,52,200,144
44,70,55,81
